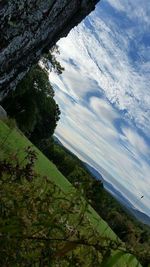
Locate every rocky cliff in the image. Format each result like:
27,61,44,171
0,0,99,93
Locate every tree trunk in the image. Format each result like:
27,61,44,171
0,0,99,93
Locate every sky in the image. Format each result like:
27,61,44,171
49,0,150,217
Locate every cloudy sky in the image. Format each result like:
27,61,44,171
49,0,150,217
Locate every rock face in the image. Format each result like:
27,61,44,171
0,0,99,93
0,105,7,119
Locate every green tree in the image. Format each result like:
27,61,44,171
42,45,65,74
1,65,60,145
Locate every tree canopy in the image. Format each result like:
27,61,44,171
1,65,60,145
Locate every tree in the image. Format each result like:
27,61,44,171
1,65,60,145
41,45,65,74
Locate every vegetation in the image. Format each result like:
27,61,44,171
1,65,60,146
0,46,149,266
0,145,98,266
1,46,63,146
0,120,142,266
41,45,65,74
41,140,150,267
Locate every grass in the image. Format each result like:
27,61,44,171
0,120,142,266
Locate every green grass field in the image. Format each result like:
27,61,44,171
0,120,142,267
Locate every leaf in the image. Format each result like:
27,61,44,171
101,251,126,267
127,254,136,264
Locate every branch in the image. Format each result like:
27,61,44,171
0,234,124,252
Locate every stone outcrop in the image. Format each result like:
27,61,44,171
0,105,7,119
0,0,99,93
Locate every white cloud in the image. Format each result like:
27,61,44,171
90,97,118,124
106,0,150,26
121,127,149,155
49,1,150,216
51,11,150,135
105,0,125,12
53,92,150,214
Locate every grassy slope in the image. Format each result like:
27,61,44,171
0,120,142,267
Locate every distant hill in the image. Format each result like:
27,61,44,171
84,162,150,226
83,162,104,181
131,208,150,226
53,136,149,226
53,135,64,146
54,137,150,227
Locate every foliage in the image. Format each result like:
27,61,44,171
1,45,63,144
41,140,150,267
1,65,60,145
41,45,65,74
0,147,81,265
0,146,123,267
0,121,142,267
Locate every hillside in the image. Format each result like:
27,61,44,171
0,119,142,266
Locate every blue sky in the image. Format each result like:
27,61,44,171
49,0,150,217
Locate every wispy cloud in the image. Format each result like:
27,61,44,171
106,0,150,26
50,0,150,216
